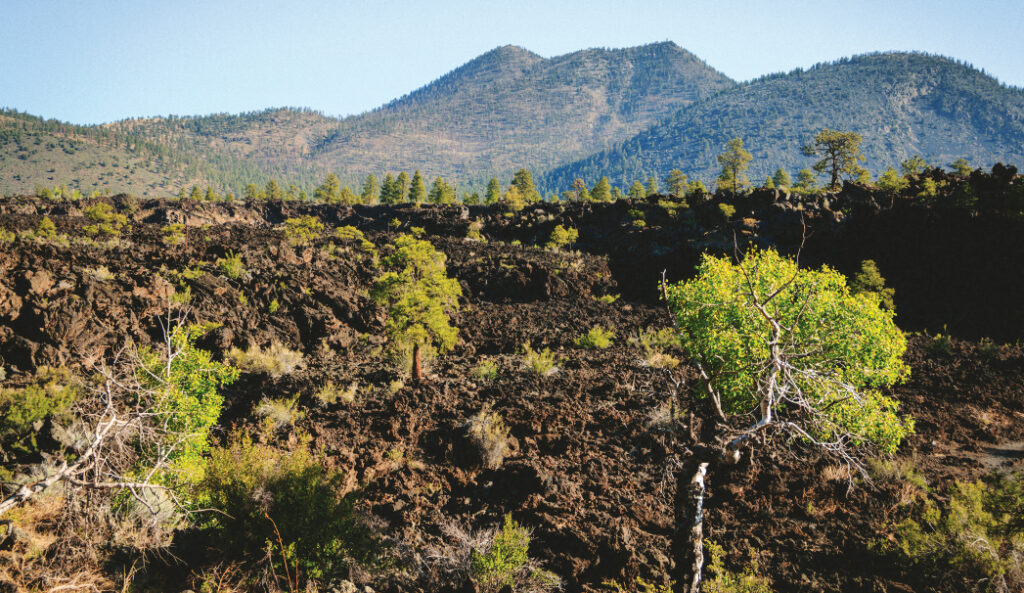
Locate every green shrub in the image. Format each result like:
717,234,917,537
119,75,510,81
470,514,559,593
215,250,245,280
545,224,579,250
881,473,1024,593
200,432,376,583
465,405,510,469
36,216,57,239
161,223,186,246
268,298,280,314
575,326,615,349
704,540,774,593
0,227,14,243
594,294,620,304
283,215,324,246
471,359,499,384
521,343,561,377
0,366,80,454
717,203,736,222
334,225,378,257
83,203,128,236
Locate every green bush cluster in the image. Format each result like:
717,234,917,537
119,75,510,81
545,224,579,250
199,432,377,583
881,473,1024,593
216,250,246,280
0,366,80,456
83,203,128,236
283,215,324,246
574,325,615,349
470,514,559,593
521,343,561,376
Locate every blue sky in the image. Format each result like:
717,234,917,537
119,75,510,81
3,0,1022,125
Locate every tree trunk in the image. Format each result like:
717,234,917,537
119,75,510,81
411,343,422,383
673,455,712,593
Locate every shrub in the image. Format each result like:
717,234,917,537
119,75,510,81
227,342,304,377
465,406,510,469
83,203,128,236
36,216,57,239
85,265,115,282
545,224,578,250
470,514,559,593
575,326,615,349
268,298,280,314
0,366,80,454
594,294,620,304
334,225,378,257
256,394,305,433
470,359,499,384
717,203,736,222
881,473,1024,593
521,343,561,377
0,227,14,243
199,432,377,583
161,223,186,246
850,259,895,311
283,215,324,246
216,250,246,280
704,540,774,593
315,380,358,406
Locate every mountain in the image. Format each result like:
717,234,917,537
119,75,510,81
0,42,733,197
541,52,1024,191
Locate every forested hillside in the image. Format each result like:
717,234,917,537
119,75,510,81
543,52,1024,191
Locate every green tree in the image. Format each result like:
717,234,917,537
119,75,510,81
371,235,462,382
570,178,590,201
611,187,624,201
877,167,910,195
361,173,379,204
396,171,410,203
314,173,341,204
428,177,456,204
189,185,203,201
803,128,867,189
409,171,427,204
244,183,264,201
772,167,792,189
666,169,689,197
795,168,818,192
763,176,775,189
265,179,283,201
850,259,895,312
664,248,912,590
485,178,502,204
512,168,541,203
379,173,400,204
901,155,929,176
502,185,527,211
949,158,973,177
646,176,659,196
36,216,57,239
716,137,753,194
628,181,646,199
591,177,612,202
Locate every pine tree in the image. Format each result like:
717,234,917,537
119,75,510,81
409,171,427,204
665,169,689,197
397,171,410,203
795,168,818,192
802,128,866,189
361,174,380,204
716,137,753,194
512,168,541,203
380,173,400,204
485,178,502,204
314,174,341,203
265,179,283,201
772,168,792,189
628,181,646,199
949,158,972,177
428,177,456,204
590,177,612,202
371,235,462,383
571,178,590,201
645,176,659,196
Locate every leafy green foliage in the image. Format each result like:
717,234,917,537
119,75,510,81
83,203,128,236
704,540,774,593
877,167,910,194
162,223,186,246
283,215,324,246
135,325,239,484
664,248,912,454
371,235,462,369
881,473,1024,593
546,224,579,249
469,514,556,593
36,216,57,239
0,367,80,454
574,326,615,349
216,250,245,280
200,432,376,582
521,343,561,376
718,203,736,221
471,359,499,384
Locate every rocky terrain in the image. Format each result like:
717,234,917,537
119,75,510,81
0,170,1022,592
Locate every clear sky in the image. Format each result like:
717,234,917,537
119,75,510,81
2,0,1022,125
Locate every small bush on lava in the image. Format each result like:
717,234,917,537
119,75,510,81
545,224,578,250
520,343,561,376
574,326,615,349
471,359,499,384
227,342,304,377
283,215,324,246
216,250,246,280
470,514,560,593
465,405,510,469
83,203,128,236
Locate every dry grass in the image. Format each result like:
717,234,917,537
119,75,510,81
227,342,304,377
465,406,511,469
